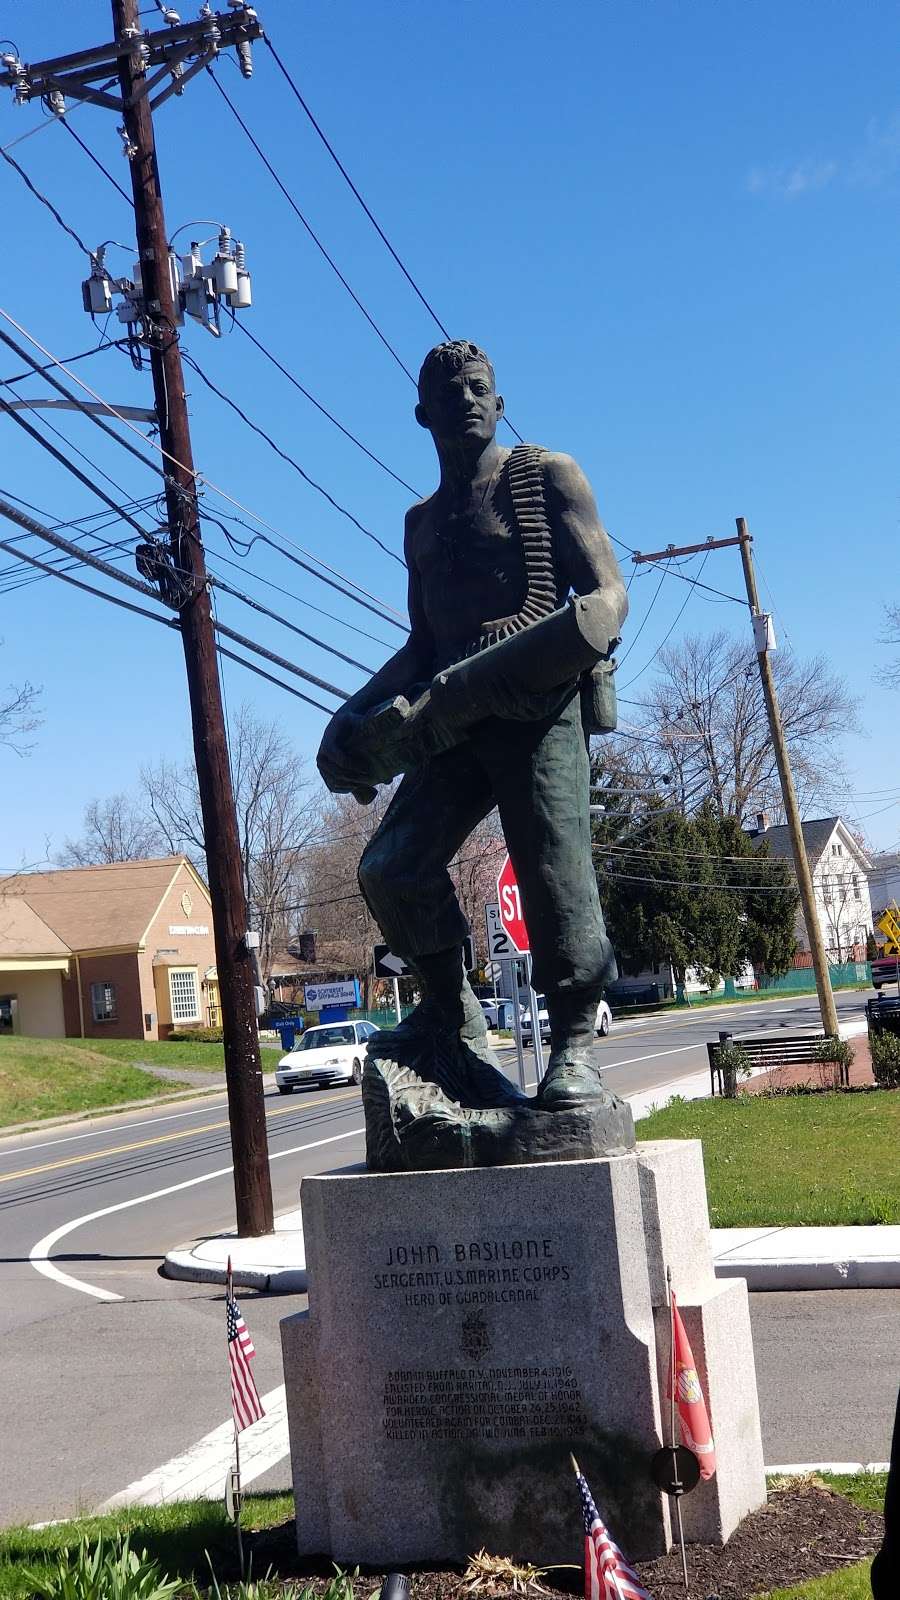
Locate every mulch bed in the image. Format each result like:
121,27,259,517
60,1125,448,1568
251,1481,883,1599
739,1035,875,1096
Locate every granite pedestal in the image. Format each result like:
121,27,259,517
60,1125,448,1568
281,1142,765,1566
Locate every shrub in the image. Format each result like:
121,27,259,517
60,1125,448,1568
168,1027,224,1043
25,1535,180,1600
870,1028,900,1088
716,1039,752,1098
813,1035,855,1089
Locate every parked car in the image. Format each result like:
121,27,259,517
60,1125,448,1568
520,995,612,1043
275,1020,378,1092
478,997,522,1029
872,954,900,991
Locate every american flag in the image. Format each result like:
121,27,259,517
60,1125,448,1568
573,1459,653,1600
226,1268,264,1432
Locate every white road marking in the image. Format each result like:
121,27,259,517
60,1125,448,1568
101,1385,290,1508
29,1124,364,1303
0,1098,232,1158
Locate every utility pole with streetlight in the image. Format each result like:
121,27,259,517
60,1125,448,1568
632,522,840,1041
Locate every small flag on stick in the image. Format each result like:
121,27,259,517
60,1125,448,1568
670,1290,716,1480
570,1454,653,1600
226,1257,265,1432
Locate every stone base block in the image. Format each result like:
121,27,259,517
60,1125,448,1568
653,1277,767,1544
282,1156,670,1566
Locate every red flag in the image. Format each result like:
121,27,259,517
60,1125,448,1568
670,1291,716,1480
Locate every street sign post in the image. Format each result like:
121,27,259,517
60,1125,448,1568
486,901,527,1091
494,863,543,1080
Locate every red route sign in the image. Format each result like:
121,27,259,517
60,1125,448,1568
497,853,530,954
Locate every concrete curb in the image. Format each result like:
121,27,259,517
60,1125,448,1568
162,1205,308,1293
713,1256,900,1290
163,1251,307,1293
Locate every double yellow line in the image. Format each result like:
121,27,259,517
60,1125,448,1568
0,1087,359,1186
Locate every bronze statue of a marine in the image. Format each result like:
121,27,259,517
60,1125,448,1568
317,340,634,1170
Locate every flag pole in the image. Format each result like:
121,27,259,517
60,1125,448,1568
227,1257,246,1581
667,1266,690,1593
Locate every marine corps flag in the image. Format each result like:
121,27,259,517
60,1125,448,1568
669,1290,716,1480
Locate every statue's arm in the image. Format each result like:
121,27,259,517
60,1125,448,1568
543,452,628,648
316,509,435,791
340,511,434,716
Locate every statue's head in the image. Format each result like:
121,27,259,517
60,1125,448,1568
415,340,504,447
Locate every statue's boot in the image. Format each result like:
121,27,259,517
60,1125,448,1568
535,989,630,1132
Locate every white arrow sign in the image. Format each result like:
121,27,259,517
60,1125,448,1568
380,952,406,976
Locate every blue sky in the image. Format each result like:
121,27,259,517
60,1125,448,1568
0,0,897,866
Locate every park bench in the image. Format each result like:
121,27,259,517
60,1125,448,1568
707,1029,826,1095
867,996,900,1037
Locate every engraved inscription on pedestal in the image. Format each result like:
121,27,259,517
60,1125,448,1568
282,1159,672,1567
383,1363,588,1444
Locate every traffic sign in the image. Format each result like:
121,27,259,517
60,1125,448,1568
497,854,529,953
485,901,517,961
374,937,475,979
877,907,900,947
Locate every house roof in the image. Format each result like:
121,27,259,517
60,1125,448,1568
753,817,871,872
0,857,204,951
0,896,71,959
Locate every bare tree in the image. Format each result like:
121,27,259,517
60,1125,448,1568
299,789,393,1006
621,630,857,822
1,659,42,756
142,704,319,979
450,811,506,967
878,603,900,690
56,793,165,866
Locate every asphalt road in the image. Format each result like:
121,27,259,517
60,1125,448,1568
1,989,892,1527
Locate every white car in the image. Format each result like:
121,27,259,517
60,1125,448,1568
275,1020,378,1092
478,997,522,1029
520,996,612,1043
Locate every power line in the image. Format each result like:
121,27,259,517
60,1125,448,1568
0,144,94,256
0,308,409,628
209,568,374,675
181,346,405,568
615,565,668,668
265,38,450,341
206,537,394,650
206,64,417,386
593,866,799,894
0,526,333,714
617,551,711,690
0,489,351,703
232,320,420,497
58,115,135,207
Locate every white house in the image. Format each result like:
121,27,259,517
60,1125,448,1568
867,851,900,926
749,814,874,962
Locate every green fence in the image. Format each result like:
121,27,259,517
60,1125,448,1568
757,961,870,993
350,1006,415,1026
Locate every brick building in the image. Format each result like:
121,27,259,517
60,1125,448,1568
0,857,219,1040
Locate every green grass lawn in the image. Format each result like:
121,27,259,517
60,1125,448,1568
64,1038,227,1070
0,1494,292,1600
757,1564,872,1600
0,1036,197,1127
635,1092,900,1225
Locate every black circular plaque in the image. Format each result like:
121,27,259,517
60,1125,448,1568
649,1444,702,1496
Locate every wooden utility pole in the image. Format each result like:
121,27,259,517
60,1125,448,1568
633,524,840,1041
113,0,273,1234
735,517,839,1038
